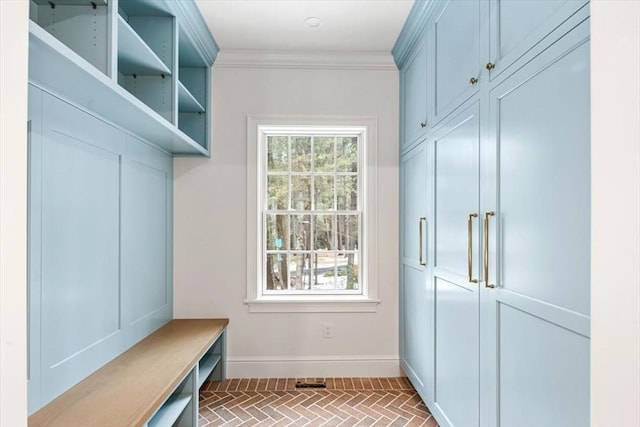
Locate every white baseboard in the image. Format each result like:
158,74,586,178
226,355,402,378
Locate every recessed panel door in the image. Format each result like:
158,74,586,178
431,0,481,125
432,103,480,427
488,0,589,80
400,140,430,399
401,36,428,150
480,20,591,427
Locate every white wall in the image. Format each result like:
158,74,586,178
591,1,640,425
174,65,401,377
0,0,29,425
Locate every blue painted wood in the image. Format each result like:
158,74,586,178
480,18,591,426
488,0,589,81
28,87,173,413
430,0,481,126
399,140,431,401
27,85,43,416
431,103,480,427
400,34,428,152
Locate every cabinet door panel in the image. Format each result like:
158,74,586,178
489,0,588,80
431,104,480,426
432,0,480,124
401,38,428,150
400,142,430,398
481,19,590,427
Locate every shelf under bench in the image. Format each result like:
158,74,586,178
28,318,228,427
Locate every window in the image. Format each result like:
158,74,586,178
246,117,379,313
263,132,361,294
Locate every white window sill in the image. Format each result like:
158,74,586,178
244,297,380,313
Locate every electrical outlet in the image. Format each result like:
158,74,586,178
323,323,333,338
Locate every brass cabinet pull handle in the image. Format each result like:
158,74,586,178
484,211,496,288
420,122,427,128
419,217,427,266
469,77,478,85
486,62,495,71
467,213,478,283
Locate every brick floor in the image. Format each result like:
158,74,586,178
199,378,437,427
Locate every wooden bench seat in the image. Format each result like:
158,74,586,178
29,319,228,427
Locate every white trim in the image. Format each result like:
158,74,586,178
247,116,379,312
215,49,397,70
245,298,380,313
226,355,401,378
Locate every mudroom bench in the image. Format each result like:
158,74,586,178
28,319,228,427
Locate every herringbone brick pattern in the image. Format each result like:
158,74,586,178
199,378,437,427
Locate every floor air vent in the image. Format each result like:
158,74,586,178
295,381,327,389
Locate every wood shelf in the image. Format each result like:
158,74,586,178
118,15,172,76
29,21,207,156
198,354,221,388
178,81,205,113
148,393,192,427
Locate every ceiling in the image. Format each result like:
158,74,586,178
196,0,415,53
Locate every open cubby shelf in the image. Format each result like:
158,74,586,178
28,0,217,155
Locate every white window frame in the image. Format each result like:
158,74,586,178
246,116,380,313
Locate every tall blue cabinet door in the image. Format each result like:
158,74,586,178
35,90,126,405
431,103,480,427
488,0,589,81
399,140,431,401
400,34,428,151
480,19,590,427
430,0,481,126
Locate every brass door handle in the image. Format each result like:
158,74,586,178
484,211,495,288
419,217,427,266
468,213,478,283
469,77,478,85
420,122,427,128
486,62,495,71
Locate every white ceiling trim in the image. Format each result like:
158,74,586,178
214,49,398,70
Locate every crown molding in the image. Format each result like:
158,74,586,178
392,0,437,68
214,49,398,70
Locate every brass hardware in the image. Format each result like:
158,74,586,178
419,217,427,266
469,77,478,85
485,62,495,71
467,213,478,283
484,211,495,288
420,122,427,128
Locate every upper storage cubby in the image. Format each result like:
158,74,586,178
28,0,218,155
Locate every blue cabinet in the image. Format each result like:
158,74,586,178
430,0,481,126
399,140,431,401
400,36,428,151
395,2,591,426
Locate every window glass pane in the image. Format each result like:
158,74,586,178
291,136,311,172
267,175,288,210
337,137,358,172
337,175,358,211
337,214,359,250
266,253,289,290
314,137,335,172
337,253,359,290
291,175,311,210
314,214,334,251
313,253,337,291
289,253,311,290
266,214,288,250
267,136,288,172
290,214,311,251
314,175,334,210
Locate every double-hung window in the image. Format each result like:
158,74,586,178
246,118,379,312
264,130,361,294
